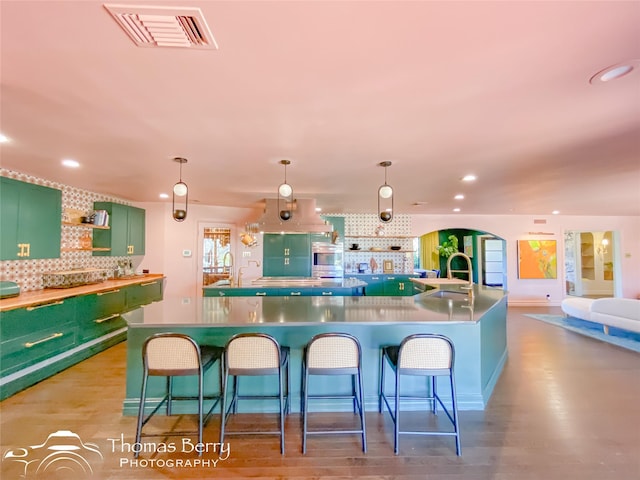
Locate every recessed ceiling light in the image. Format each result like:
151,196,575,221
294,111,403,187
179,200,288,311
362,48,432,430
461,174,476,182
0,134,9,143
552,210,560,215
62,159,80,168
454,194,465,200
590,59,639,84
453,208,461,212
159,193,169,199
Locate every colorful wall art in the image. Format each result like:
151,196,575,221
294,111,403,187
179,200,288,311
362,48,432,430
517,239,557,279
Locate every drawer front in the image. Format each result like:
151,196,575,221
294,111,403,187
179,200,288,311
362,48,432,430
1,299,76,341
1,323,77,376
77,312,127,343
126,281,163,310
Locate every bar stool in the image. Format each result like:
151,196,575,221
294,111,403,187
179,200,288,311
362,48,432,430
302,332,367,453
220,333,290,455
135,333,224,458
379,333,461,455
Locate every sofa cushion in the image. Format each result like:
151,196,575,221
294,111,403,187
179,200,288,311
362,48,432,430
591,298,640,321
560,297,594,321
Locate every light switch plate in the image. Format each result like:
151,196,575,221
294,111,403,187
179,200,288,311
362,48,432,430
182,249,192,257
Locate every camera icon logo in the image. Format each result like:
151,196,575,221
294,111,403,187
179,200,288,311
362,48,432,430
2,430,103,479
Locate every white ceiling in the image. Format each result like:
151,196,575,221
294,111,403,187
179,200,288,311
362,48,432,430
1,1,639,216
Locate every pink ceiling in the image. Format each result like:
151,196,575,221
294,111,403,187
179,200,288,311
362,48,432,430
1,1,639,216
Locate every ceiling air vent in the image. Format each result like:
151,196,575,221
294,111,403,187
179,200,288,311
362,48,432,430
104,4,218,49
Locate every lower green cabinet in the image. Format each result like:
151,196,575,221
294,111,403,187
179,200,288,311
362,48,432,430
0,299,77,377
75,288,127,343
125,280,163,309
0,278,164,400
360,274,418,296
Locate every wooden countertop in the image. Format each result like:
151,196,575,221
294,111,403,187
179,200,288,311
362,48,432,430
0,274,165,312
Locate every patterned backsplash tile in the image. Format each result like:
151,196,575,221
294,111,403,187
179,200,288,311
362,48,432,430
1,169,136,292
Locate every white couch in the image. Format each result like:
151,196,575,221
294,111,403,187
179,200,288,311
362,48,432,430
561,296,640,334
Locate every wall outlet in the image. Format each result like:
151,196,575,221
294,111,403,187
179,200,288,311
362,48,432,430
546,294,551,301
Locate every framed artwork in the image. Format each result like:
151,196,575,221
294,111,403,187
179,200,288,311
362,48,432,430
383,259,394,273
517,239,557,279
463,236,473,257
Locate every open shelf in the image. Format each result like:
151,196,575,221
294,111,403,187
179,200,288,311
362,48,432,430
62,222,110,230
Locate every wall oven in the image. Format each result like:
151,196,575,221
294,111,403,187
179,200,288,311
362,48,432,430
312,242,344,278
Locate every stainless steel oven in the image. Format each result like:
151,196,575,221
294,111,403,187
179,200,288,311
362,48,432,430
312,242,344,278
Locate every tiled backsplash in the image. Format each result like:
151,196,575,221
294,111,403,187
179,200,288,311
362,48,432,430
1,169,136,292
328,213,415,274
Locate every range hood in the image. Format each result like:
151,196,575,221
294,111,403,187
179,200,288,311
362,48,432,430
255,198,333,234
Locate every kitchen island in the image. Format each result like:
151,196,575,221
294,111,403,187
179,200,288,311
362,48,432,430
122,284,507,414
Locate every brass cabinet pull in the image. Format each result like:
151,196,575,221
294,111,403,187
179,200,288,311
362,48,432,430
255,292,267,296
25,332,63,348
97,289,121,296
290,291,301,296
95,313,120,324
321,291,333,296
284,248,290,256
399,283,405,291
26,300,64,311
17,243,30,257
284,258,290,265
140,281,157,287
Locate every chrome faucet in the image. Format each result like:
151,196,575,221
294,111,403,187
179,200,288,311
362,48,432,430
237,260,261,287
447,252,474,296
223,251,235,286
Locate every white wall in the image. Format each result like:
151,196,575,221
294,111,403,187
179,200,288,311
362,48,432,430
135,202,258,298
137,203,640,304
412,214,640,305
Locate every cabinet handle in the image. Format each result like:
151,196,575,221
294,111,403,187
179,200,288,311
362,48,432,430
25,243,30,257
321,291,333,296
24,332,63,348
26,300,64,311
284,258,290,265
95,313,120,324
140,281,157,287
290,292,301,296
255,292,267,296
399,283,405,291
284,248,290,256
97,289,121,296
17,243,30,257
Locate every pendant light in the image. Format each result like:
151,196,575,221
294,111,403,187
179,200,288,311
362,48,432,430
172,157,188,222
378,161,394,222
278,159,293,221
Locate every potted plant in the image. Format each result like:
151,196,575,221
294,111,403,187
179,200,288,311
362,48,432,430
436,235,459,258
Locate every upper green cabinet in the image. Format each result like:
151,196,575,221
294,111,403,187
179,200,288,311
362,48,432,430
92,202,145,256
263,234,311,277
0,177,62,260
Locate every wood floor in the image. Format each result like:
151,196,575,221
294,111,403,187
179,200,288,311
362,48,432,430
1,306,639,479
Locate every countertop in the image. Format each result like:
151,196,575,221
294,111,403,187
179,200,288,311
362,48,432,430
0,274,165,312
204,277,368,289
125,284,506,327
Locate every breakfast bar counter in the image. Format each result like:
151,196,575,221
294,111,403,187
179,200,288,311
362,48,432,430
122,285,508,414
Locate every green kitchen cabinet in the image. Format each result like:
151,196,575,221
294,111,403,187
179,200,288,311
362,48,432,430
92,202,145,256
360,274,418,296
125,279,163,310
0,298,77,378
75,288,127,343
362,275,385,296
383,275,417,296
263,234,311,277
0,176,62,260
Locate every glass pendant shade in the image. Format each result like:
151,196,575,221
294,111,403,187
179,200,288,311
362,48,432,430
278,182,293,198
379,184,393,199
173,181,188,197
